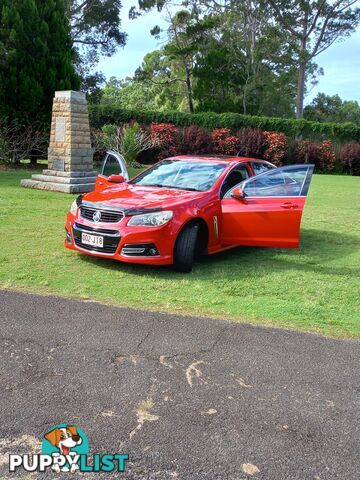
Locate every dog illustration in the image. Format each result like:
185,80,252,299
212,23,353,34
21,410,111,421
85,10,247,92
44,425,82,472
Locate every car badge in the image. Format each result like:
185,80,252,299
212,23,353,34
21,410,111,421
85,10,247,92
93,211,101,223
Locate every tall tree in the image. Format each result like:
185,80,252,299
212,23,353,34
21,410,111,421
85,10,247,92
147,9,216,112
132,0,360,118
192,4,299,116
267,0,360,118
132,1,300,116
134,49,190,110
0,0,79,121
66,0,126,90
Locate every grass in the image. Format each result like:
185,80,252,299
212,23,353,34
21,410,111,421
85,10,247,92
0,169,359,338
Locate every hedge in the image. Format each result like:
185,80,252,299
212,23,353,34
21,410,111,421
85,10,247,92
89,105,360,143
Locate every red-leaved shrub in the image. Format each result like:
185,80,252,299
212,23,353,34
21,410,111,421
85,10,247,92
340,142,360,176
211,128,239,155
294,139,335,172
319,140,336,172
180,125,212,154
263,131,287,166
148,123,180,160
294,140,318,164
236,128,266,158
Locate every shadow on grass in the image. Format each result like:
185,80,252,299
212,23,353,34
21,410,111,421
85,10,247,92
78,228,359,280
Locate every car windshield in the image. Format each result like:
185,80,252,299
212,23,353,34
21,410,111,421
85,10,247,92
129,159,227,192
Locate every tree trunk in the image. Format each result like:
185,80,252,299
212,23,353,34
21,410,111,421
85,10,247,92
296,63,306,118
296,38,307,119
29,155,38,166
243,75,249,115
185,66,194,113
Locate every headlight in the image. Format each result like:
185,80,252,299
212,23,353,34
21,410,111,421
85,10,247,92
127,210,173,227
70,199,78,216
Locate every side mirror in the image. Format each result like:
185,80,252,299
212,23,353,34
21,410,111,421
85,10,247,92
231,187,246,199
108,174,125,183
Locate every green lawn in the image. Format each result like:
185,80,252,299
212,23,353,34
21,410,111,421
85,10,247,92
0,170,359,338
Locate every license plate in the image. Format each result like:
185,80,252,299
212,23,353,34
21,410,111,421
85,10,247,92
81,232,104,248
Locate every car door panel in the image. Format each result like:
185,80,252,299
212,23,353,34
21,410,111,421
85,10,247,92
221,196,306,248
95,151,129,191
220,165,314,248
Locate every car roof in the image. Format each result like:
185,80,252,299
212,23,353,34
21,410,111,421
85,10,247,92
167,155,267,164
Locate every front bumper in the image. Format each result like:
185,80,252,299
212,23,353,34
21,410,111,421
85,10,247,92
65,213,174,265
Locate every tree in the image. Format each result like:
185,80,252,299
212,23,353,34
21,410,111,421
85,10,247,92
132,0,360,118
192,4,299,116
82,71,106,104
66,0,126,90
267,0,360,118
131,0,300,116
0,0,79,121
163,10,197,112
304,92,360,123
147,9,215,113
135,48,192,111
100,50,190,113
101,76,160,110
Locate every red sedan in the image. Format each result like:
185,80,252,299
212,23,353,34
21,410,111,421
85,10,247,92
65,154,314,272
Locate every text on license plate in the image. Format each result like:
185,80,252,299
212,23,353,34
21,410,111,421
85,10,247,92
81,232,104,248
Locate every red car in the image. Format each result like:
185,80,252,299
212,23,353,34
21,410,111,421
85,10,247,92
65,153,314,272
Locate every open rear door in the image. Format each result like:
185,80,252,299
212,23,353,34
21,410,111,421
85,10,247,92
95,151,129,191
221,165,314,248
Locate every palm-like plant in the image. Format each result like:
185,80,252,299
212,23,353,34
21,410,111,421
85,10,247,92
99,122,154,166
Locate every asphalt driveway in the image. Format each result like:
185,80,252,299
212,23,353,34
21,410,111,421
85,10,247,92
0,290,359,479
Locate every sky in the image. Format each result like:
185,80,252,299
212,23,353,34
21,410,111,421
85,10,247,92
97,0,360,105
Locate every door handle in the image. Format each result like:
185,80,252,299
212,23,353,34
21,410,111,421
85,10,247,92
281,202,298,209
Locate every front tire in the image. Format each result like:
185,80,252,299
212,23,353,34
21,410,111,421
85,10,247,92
173,223,199,273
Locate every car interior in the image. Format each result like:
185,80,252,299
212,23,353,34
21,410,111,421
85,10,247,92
220,166,249,198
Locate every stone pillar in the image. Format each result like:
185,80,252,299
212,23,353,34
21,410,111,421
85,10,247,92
21,91,97,193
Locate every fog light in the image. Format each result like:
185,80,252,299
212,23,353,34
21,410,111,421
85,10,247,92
121,243,159,257
65,230,72,244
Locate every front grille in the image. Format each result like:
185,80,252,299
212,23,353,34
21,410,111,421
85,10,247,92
74,223,117,236
72,224,120,254
80,206,124,223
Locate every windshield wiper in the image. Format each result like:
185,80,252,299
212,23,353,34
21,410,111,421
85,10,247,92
135,183,200,191
160,185,200,191
134,183,166,188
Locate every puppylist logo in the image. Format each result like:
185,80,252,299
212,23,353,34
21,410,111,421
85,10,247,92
9,424,129,474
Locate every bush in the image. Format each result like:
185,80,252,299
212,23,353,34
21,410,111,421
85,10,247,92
0,119,48,164
263,131,287,166
121,123,154,166
294,139,335,172
179,125,212,154
294,139,318,165
89,105,360,143
318,140,336,172
93,122,153,166
211,128,239,155
148,123,180,160
340,142,360,176
91,119,354,175
236,128,266,158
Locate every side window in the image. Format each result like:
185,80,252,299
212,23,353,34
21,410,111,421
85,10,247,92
102,154,123,177
242,166,311,197
251,161,275,176
220,165,250,198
